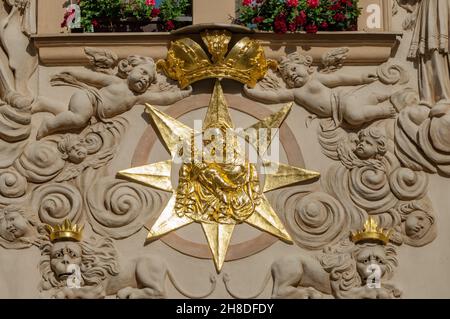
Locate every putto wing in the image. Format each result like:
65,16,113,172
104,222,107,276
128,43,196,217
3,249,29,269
84,47,119,74
320,47,349,74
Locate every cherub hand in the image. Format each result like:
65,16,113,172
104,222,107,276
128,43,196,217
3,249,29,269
243,84,257,97
182,85,193,95
362,73,378,84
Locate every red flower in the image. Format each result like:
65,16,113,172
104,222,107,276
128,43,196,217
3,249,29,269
295,11,307,26
274,21,287,33
288,22,297,32
286,0,298,7
274,15,288,33
165,20,175,31
242,0,252,6
151,8,160,17
253,16,264,23
320,21,328,30
91,19,99,27
307,0,320,8
333,12,345,22
145,0,155,5
305,24,318,33
331,4,341,10
275,13,287,21
340,0,353,6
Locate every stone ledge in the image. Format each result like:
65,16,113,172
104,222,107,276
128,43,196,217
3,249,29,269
32,31,402,66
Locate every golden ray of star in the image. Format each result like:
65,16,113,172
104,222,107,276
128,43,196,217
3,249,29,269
117,80,320,272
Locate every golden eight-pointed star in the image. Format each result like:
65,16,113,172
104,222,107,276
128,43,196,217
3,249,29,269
117,81,319,272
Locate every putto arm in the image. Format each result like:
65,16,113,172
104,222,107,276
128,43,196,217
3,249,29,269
137,86,193,105
52,69,119,88
243,85,294,104
316,71,377,88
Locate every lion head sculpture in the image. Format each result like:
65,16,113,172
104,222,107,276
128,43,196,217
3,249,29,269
320,238,398,297
39,236,119,292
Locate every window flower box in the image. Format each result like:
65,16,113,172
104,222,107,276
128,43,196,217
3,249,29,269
234,0,361,33
61,0,192,33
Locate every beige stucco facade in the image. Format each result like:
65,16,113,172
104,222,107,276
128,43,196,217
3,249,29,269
1,0,450,299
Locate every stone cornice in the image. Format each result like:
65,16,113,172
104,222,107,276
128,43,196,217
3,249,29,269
32,31,402,66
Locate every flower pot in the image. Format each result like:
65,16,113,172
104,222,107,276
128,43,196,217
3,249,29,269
69,27,84,33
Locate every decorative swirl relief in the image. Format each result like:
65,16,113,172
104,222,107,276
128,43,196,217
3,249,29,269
394,92,450,177
389,167,428,200
348,165,397,214
0,168,28,205
14,140,65,183
30,182,82,226
377,62,408,85
86,177,166,239
273,188,349,250
321,125,434,237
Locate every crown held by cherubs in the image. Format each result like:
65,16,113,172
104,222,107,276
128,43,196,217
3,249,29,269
45,219,83,243
351,217,392,245
157,30,277,89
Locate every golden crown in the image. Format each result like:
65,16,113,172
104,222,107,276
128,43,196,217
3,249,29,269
157,30,277,89
45,219,83,243
351,217,391,245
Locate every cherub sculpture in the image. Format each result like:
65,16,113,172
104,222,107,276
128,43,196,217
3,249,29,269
337,126,389,170
0,205,41,249
395,201,437,247
57,133,88,164
53,127,117,182
33,54,192,139
244,52,396,129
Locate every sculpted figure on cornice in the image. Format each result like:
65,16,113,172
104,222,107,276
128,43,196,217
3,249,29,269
0,0,36,96
397,0,450,108
394,1,450,176
0,0,35,168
